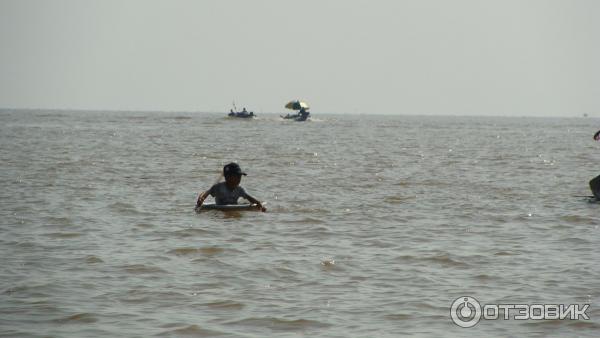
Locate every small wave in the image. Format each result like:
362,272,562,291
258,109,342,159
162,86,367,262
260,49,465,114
16,241,35,248
202,300,245,310
119,295,151,304
157,324,226,337
384,195,414,203
396,254,469,268
273,266,301,276
288,207,332,214
108,202,140,214
121,264,167,274
282,217,326,225
35,113,67,118
53,313,98,324
493,251,516,256
474,274,493,281
567,320,600,329
168,247,224,256
45,232,82,239
562,237,591,245
522,318,600,329
424,255,470,267
121,289,187,304
134,222,155,228
85,255,103,264
226,317,331,331
383,313,413,320
560,215,596,224
3,285,28,295
1,281,66,298
44,216,74,226
417,179,450,187
171,228,214,238
190,283,223,292
402,300,442,311
127,116,148,120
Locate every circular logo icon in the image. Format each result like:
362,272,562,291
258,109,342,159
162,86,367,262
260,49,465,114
450,296,482,328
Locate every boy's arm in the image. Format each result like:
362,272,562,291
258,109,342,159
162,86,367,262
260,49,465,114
245,194,266,212
196,190,210,207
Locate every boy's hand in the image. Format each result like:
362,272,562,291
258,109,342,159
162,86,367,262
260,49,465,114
257,203,266,212
196,196,205,208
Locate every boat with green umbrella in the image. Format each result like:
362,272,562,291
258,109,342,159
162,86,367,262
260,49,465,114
281,100,310,121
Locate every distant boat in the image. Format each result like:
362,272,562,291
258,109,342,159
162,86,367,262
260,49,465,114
283,100,310,121
228,105,255,118
228,110,255,118
280,112,310,121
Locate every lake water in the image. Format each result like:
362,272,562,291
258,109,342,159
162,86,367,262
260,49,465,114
1,110,599,337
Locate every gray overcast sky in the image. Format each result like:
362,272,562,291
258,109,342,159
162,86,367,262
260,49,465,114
0,0,598,116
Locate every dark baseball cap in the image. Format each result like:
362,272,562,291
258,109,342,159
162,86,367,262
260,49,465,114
223,162,247,176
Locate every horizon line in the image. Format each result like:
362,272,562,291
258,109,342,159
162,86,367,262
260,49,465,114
0,107,595,119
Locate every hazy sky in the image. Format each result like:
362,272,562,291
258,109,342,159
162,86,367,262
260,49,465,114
1,0,598,116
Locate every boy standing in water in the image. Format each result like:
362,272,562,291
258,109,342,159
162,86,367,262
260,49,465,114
196,163,266,211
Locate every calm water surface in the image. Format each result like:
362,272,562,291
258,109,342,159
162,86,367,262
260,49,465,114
1,110,599,337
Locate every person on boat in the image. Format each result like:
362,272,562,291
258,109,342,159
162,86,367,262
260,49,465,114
196,162,266,211
297,107,310,121
590,175,600,200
